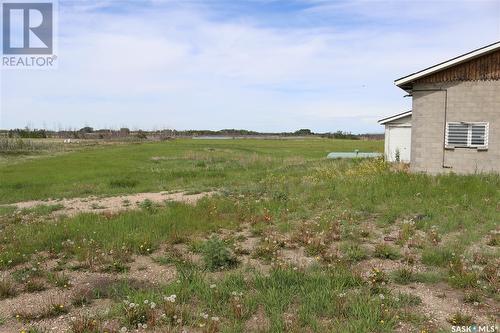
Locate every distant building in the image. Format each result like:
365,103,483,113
378,111,412,163
382,41,500,173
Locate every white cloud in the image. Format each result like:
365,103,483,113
1,0,499,132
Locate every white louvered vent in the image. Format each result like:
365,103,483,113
445,122,488,148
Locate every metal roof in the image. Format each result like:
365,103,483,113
378,110,412,125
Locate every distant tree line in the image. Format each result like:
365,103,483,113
8,128,47,138
1,127,383,140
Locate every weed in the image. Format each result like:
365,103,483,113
15,301,68,320
109,178,138,188
0,278,17,299
20,204,64,216
463,291,481,305
19,327,49,333
486,231,499,246
426,225,441,245
102,261,129,273
447,257,479,289
46,272,71,288
373,243,401,260
340,242,367,262
367,267,389,295
421,247,455,267
24,279,47,293
139,199,156,212
69,315,100,333
252,244,277,263
202,236,238,271
396,220,416,245
122,298,157,328
304,238,327,257
12,265,44,283
394,292,422,307
392,267,415,285
447,312,474,326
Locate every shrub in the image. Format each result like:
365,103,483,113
139,199,157,212
202,236,238,271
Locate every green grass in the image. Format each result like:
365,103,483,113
120,265,400,332
0,138,499,332
20,204,64,216
0,138,382,204
0,199,239,267
373,243,401,260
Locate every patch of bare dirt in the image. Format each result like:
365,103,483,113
279,247,317,268
0,271,120,333
393,283,499,329
236,234,260,254
0,254,178,332
128,255,176,285
5,191,215,217
244,306,270,332
353,258,403,278
0,271,117,318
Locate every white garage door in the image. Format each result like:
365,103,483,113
387,126,411,162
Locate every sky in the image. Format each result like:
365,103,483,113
1,0,499,133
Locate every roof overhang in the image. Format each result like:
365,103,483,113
378,110,412,125
395,41,500,92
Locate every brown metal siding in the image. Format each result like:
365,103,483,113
415,49,500,84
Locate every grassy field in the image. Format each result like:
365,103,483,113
0,138,498,333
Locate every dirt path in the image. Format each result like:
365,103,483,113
3,191,215,217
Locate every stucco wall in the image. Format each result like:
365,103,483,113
411,81,500,174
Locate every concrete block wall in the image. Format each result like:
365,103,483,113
411,81,500,174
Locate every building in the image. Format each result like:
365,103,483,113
378,111,412,162
387,41,500,173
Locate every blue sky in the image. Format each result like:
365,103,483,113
1,0,499,133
